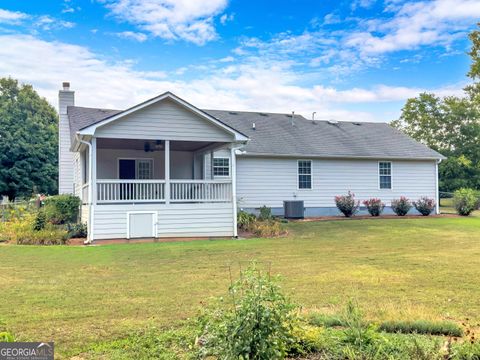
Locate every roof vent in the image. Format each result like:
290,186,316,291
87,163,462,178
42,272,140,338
312,111,317,124
252,122,256,130
258,113,268,116
327,119,338,125
353,122,362,126
291,111,295,126
229,111,238,115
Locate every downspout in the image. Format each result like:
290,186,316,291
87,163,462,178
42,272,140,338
436,158,442,215
231,145,247,238
78,135,94,244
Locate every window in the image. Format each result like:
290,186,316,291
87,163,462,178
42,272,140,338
298,160,312,189
137,159,153,179
213,158,230,177
379,162,392,189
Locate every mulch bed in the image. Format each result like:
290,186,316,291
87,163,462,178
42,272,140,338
291,213,459,222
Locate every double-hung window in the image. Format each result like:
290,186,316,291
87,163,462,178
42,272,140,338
213,158,230,177
298,160,312,189
379,161,392,189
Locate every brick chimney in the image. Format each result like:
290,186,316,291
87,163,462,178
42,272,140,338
58,82,75,194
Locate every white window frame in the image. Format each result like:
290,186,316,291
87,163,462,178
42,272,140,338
297,159,313,190
378,161,392,190
213,157,230,177
117,158,154,180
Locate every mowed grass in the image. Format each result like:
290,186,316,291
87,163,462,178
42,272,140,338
1,214,480,358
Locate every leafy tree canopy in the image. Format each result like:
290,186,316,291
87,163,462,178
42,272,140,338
392,24,480,192
0,78,58,199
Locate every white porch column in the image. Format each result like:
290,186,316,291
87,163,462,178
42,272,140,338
435,160,440,215
210,150,214,179
165,140,170,204
91,137,97,205
231,147,238,237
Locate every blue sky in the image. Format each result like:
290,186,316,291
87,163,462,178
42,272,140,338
0,0,478,122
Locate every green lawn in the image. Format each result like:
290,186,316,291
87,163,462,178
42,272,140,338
1,214,479,358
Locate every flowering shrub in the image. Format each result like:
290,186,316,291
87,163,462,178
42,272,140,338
413,197,436,216
391,197,412,216
335,191,360,217
363,198,385,216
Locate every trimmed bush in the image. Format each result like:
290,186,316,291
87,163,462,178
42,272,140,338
363,198,385,216
413,196,436,216
335,191,360,217
391,197,412,216
44,194,81,224
453,188,479,216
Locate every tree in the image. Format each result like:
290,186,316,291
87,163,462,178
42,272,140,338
392,24,480,192
0,78,58,199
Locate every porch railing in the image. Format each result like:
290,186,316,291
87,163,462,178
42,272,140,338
95,179,231,203
97,180,165,203
170,180,231,202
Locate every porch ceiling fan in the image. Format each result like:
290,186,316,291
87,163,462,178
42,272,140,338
144,140,164,152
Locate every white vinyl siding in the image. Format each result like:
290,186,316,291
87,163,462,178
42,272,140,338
93,203,234,239
95,99,233,142
236,157,436,208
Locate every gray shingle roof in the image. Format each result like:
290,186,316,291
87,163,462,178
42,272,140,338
67,106,444,160
67,106,121,143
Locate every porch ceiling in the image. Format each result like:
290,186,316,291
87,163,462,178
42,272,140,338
97,138,228,152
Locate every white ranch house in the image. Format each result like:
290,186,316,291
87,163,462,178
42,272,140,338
59,83,445,243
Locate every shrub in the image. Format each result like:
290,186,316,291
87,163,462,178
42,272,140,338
258,205,273,221
287,325,325,356
251,220,285,237
363,198,385,216
453,188,479,216
0,214,68,245
44,194,81,224
391,197,412,216
237,210,256,231
199,262,297,359
32,209,47,231
335,191,360,217
66,223,88,239
413,196,436,216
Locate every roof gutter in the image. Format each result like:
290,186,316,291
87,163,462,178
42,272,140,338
236,151,445,161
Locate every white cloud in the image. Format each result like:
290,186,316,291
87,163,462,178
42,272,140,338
0,34,465,123
100,0,228,45
114,31,148,42
35,15,75,30
0,8,28,24
346,0,480,55
220,13,234,25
